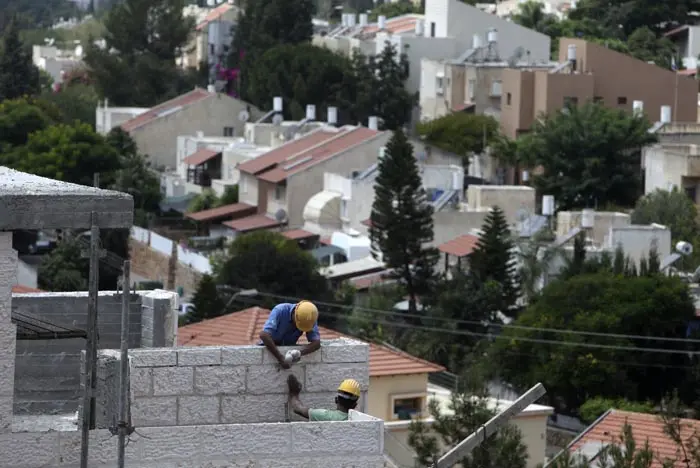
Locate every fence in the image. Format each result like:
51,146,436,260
130,226,212,274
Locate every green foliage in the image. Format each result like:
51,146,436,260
489,272,696,414
469,206,520,315
38,237,88,291
626,27,678,70
0,97,59,149
188,189,220,213
0,0,80,31
187,274,226,324
417,113,499,164
347,283,405,342
19,18,106,50
369,129,438,314
579,397,655,424
84,0,196,106
367,0,422,21
519,102,657,210
632,189,700,243
408,384,528,468
0,20,40,101
218,185,239,206
41,83,99,127
516,228,561,302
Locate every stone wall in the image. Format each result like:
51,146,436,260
129,239,201,295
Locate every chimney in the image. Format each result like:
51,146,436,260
567,44,577,71
273,96,283,113
359,13,368,26
472,34,482,49
414,20,424,36
660,105,672,123
368,116,379,130
327,106,338,126
305,104,316,121
632,100,644,115
378,15,386,30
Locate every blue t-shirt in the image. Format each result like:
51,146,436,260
260,303,320,346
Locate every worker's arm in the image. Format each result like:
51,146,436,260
259,308,288,367
288,395,310,419
301,324,321,356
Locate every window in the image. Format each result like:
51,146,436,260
506,92,512,106
223,127,235,137
563,96,578,107
617,97,627,105
209,44,215,55
436,77,444,95
340,199,349,219
490,80,502,97
430,22,436,37
392,395,425,420
468,79,476,100
274,185,284,200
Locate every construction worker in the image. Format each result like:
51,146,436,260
259,300,320,369
287,375,361,421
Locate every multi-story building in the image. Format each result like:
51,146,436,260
180,2,239,72
32,45,83,84
500,38,698,138
664,25,700,71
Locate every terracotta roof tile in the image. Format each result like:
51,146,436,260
361,16,419,35
223,214,283,232
282,229,318,240
185,202,256,222
12,285,43,293
121,89,211,132
438,234,479,257
178,307,445,376
348,271,391,290
570,410,700,467
183,148,221,166
257,127,381,183
196,3,234,31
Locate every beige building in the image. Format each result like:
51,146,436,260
108,88,260,171
500,38,698,138
180,3,239,71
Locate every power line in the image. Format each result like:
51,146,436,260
252,290,700,345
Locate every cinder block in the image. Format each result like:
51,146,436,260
262,345,321,364
246,364,304,395
131,396,177,427
177,347,222,366
291,421,382,455
177,395,220,425
289,392,338,422
130,366,153,397
221,345,263,365
0,396,11,433
257,456,385,468
153,367,194,396
0,322,15,356
305,363,369,393
221,394,285,424
321,339,369,364
194,365,245,395
131,349,177,367
0,431,60,467
57,429,118,465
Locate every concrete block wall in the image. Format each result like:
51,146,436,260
0,232,16,433
0,411,385,467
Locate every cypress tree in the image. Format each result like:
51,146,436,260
369,128,438,314
0,20,40,101
188,274,225,324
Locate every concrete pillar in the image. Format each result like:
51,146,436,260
140,290,178,348
0,232,17,432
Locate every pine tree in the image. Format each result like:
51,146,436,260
469,206,520,315
187,274,225,324
369,128,439,315
613,245,625,275
648,246,660,274
0,20,40,101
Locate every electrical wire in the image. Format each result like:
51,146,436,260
252,290,700,345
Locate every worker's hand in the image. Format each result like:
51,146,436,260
287,375,302,396
278,359,291,370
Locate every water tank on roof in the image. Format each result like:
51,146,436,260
542,195,555,216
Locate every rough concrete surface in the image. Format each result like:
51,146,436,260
0,166,134,229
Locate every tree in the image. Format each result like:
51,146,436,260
369,129,439,315
368,0,422,21
84,0,196,106
488,272,696,414
0,97,59,150
516,228,561,303
417,112,499,165
38,236,88,291
627,26,678,70
409,381,528,468
188,189,220,213
469,206,520,315
0,20,40,101
187,274,226,323
41,83,99,127
217,185,239,206
519,102,657,210
511,1,562,53
632,189,700,243
370,42,416,130
579,397,655,424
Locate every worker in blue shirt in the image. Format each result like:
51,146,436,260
259,300,321,369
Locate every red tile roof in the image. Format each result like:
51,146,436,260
361,16,419,36
438,234,479,257
237,129,339,175
664,25,689,37
183,148,221,166
349,271,391,290
196,3,234,31
257,127,380,183
223,214,283,232
570,410,700,467
282,229,318,240
121,89,211,132
185,202,256,222
453,102,475,112
178,307,445,376
678,68,697,76
12,285,43,293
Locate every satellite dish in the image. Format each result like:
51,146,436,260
272,114,284,126
75,45,83,57
274,209,288,223
238,110,250,122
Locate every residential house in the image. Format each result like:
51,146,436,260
180,2,239,71
664,25,700,71
419,41,556,122
437,233,480,271
98,87,260,170
500,38,698,138
32,45,83,84
642,123,700,200
555,409,700,467
230,123,391,235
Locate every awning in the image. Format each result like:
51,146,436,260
282,229,318,241
183,148,221,166
438,234,479,257
223,214,283,232
186,203,256,222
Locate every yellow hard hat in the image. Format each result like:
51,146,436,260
337,379,361,399
294,300,318,332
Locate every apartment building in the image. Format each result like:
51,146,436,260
420,34,556,121
500,38,698,138
665,25,700,71
180,2,239,71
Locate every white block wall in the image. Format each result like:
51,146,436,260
125,338,370,427
0,232,16,433
0,411,385,467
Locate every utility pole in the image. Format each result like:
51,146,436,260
117,260,131,468
431,383,546,468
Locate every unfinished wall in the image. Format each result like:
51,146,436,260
11,290,177,415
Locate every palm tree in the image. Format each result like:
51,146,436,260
516,227,562,303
